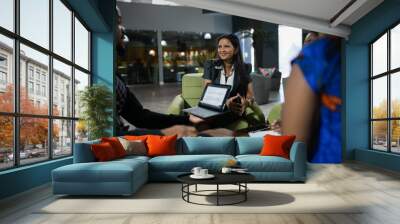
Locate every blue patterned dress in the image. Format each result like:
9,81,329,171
292,37,342,163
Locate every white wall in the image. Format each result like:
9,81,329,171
278,25,302,78
117,2,232,33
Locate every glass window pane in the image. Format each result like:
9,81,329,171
372,77,387,119
372,121,388,151
391,72,400,118
53,119,72,158
74,18,89,70
53,0,72,60
391,120,400,153
391,24,400,70
20,44,49,115
74,69,89,118
160,31,222,84
0,35,14,113
20,0,49,49
0,116,14,170
20,117,49,165
53,59,72,117
75,120,88,143
0,0,14,31
120,30,159,84
372,33,387,76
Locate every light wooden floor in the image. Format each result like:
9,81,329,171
1,162,400,224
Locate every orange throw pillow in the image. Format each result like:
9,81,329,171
101,137,126,158
259,135,296,159
146,135,177,157
124,135,149,142
91,142,117,161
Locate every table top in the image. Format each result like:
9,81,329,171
177,172,255,185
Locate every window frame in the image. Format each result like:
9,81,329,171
370,19,400,154
0,0,92,171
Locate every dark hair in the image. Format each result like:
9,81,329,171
216,34,249,96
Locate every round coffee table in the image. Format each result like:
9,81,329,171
177,173,255,206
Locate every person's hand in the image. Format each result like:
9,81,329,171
161,125,197,138
198,128,234,137
245,97,255,107
189,114,205,125
270,120,282,133
226,94,246,116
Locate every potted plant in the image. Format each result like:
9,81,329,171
79,84,113,140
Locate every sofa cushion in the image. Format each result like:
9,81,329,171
236,137,263,155
91,142,118,162
179,137,235,155
101,137,127,158
148,154,235,172
236,155,293,172
118,138,147,156
147,135,177,157
124,135,148,142
260,135,296,159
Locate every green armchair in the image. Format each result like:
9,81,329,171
166,73,266,131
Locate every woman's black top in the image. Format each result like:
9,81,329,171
202,59,252,97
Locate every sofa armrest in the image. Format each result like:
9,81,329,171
289,141,307,181
166,94,185,115
73,140,100,163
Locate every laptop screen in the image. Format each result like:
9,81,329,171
200,85,230,108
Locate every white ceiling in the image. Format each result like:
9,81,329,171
168,0,384,38
227,0,352,22
118,0,384,37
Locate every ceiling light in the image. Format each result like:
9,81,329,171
204,33,211,39
149,49,156,56
123,34,129,43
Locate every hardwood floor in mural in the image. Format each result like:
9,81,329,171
1,162,400,224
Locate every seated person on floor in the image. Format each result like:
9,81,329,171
115,6,232,138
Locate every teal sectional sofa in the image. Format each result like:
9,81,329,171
52,137,307,196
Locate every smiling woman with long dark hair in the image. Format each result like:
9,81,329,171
202,34,254,116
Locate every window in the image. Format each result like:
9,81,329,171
53,0,72,60
28,67,34,80
28,81,34,94
53,59,72,116
75,17,89,70
0,0,14,32
53,120,72,158
0,54,7,87
35,70,41,81
0,35,13,114
0,55,7,67
41,73,46,83
36,83,40,95
370,23,400,154
0,0,91,170
0,71,6,85
42,85,46,97
20,0,49,49
74,69,89,120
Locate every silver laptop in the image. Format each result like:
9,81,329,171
183,84,231,119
